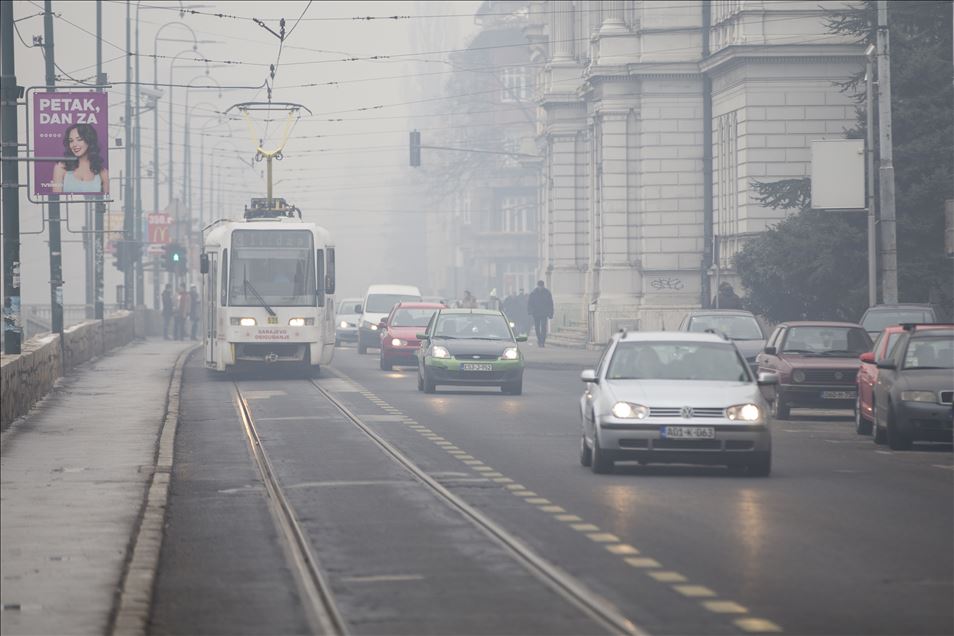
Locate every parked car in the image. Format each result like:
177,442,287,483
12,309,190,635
872,324,954,449
855,325,906,434
578,330,777,476
357,284,422,354
417,308,527,394
859,303,936,339
756,321,872,419
378,302,445,370
335,297,362,345
678,309,767,371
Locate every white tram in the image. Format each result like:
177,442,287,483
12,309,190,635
200,198,336,374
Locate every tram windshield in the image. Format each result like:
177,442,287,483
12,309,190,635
228,230,316,307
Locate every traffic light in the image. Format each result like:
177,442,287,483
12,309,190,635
113,240,127,271
165,242,186,274
409,130,421,167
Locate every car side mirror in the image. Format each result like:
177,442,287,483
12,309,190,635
199,253,209,274
763,346,777,355
859,352,875,363
580,369,598,383
354,304,362,314
515,335,528,342
378,320,387,330
416,333,428,340
757,371,779,386
876,360,896,370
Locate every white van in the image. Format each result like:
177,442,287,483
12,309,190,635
357,284,422,354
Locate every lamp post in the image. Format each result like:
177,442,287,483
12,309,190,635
183,76,222,213
865,43,877,307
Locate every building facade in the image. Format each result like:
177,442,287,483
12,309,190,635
528,0,864,340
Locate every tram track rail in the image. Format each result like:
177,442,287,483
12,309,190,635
306,377,645,636
233,382,349,636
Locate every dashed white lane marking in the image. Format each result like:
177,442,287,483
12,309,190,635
674,585,717,598
341,574,425,583
648,571,686,583
586,533,620,543
734,617,783,632
571,523,600,532
624,557,661,568
703,601,748,614
606,544,640,556
555,514,582,522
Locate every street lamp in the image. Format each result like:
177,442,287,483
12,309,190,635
183,76,222,213
865,42,877,306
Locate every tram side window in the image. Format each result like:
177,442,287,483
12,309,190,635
316,249,325,307
221,249,228,306
326,247,336,295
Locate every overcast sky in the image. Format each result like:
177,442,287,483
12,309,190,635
8,0,482,305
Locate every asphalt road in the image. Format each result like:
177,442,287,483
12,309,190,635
151,345,953,636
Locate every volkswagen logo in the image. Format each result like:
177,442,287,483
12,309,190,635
834,371,844,380
681,406,693,419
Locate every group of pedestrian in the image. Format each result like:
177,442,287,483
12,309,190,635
502,281,553,347
162,283,199,341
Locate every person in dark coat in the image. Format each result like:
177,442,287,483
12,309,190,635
174,284,189,340
515,288,529,335
161,284,173,340
715,282,743,309
527,280,554,347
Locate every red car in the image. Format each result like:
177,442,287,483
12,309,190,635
856,324,947,435
378,302,445,371
756,321,872,419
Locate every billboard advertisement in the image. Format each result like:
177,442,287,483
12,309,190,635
33,92,109,197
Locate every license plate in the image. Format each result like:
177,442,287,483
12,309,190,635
661,426,715,439
822,391,855,399
461,363,493,372
267,316,278,324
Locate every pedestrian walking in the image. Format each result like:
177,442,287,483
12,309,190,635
527,280,554,347
461,290,478,309
174,284,189,340
189,285,200,341
161,284,173,340
714,282,743,309
502,290,518,326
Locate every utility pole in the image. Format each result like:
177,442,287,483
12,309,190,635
123,0,134,308
95,0,105,319
876,0,898,303
865,47,877,307
1,0,23,353
134,3,144,306
44,0,64,335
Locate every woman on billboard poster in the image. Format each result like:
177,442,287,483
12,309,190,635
51,123,109,195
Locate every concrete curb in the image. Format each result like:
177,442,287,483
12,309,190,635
109,345,199,636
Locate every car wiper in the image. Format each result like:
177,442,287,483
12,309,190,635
243,268,276,316
467,337,505,340
904,366,950,370
782,349,817,354
817,349,858,356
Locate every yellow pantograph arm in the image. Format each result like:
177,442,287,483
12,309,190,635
240,109,297,158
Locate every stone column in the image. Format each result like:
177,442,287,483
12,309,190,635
600,0,627,34
551,0,575,61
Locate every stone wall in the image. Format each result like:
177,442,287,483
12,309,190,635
0,310,145,431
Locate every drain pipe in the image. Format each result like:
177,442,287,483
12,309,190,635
701,1,714,308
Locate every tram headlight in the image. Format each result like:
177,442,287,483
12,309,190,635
288,317,314,327
231,317,257,327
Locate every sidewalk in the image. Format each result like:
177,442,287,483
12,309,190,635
520,340,601,370
1,338,192,636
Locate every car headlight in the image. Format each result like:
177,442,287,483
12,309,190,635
289,317,314,327
361,320,378,331
430,345,451,359
231,317,256,326
726,403,763,422
792,370,806,383
391,338,405,347
611,402,648,419
501,347,519,360
900,390,937,403
339,320,349,328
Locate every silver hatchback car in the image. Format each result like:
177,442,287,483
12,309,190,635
579,331,778,476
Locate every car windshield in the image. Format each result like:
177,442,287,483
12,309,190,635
862,309,933,332
781,326,871,356
391,308,438,327
366,293,421,313
687,315,763,340
902,336,954,370
434,314,512,340
336,301,360,317
606,341,750,382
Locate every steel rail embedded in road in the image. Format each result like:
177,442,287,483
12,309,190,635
308,377,645,636
233,383,349,636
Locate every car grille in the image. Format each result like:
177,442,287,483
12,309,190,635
453,353,499,360
940,391,953,405
800,369,857,384
649,407,725,418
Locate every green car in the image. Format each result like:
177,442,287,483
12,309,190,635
417,308,527,395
